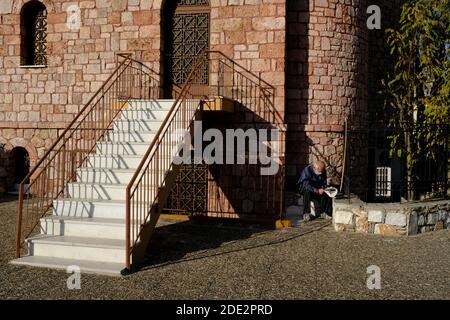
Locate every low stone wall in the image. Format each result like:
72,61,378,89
333,198,450,236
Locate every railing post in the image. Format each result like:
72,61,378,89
139,63,142,99
125,189,131,271
15,183,24,258
445,125,449,198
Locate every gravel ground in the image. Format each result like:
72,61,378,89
0,198,449,300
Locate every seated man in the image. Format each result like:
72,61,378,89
297,160,332,221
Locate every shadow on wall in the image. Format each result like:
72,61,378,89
285,0,310,191
204,104,283,221
162,104,284,221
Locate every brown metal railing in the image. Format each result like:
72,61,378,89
125,51,286,270
207,51,286,220
15,53,160,258
210,51,285,132
125,52,208,270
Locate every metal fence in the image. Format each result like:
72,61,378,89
343,121,450,202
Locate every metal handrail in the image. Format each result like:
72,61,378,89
15,53,160,258
211,50,285,131
124,51,286,271
125,52,208,270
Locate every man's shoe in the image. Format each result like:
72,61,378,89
303,213,311,222
320,213,332,220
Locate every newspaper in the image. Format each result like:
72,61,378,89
324,187,338,198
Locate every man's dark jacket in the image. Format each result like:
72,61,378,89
297,165,327,193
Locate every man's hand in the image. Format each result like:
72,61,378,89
317,188,325,195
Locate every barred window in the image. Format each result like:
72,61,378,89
21,1,47,66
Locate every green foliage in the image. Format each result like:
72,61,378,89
382,0,450,197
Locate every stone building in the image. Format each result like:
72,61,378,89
0,0,401,216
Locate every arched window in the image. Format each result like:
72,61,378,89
21,1,47,66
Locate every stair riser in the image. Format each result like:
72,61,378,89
96,143,149,155
29,242,125,264
41,219,126,240
53,201,126,219
85,156,142,169
119,110,170,121
113,121,162,131
77,170,134,184
67,184,126,201
106,132,156,143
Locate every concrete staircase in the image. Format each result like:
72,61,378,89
11,99,176,275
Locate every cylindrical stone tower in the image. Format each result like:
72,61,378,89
286,0,369,192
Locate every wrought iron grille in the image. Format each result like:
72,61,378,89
34,8,47,65
166,163,208,215
178,0,209,6
343,120,450,202
171,12,209,85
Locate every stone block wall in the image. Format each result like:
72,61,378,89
210,0,286,113
0,0,286,193
333,198,450,236
285,0,369,190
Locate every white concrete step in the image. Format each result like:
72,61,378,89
86,154,143,169
10,256,124,276
13,99,186,275
67,182,128,201
27,235,126,264
113,119,164,131
119,109,171,121
53,199,127,219
106,130,156,143
77,168,135,184
67,173,168,200
77,167,166,184
126,99,176,110
95,142,150,156
40,216,126,240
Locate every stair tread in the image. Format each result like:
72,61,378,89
27,234,125,248
78,167,137,172
55,198,127,204
42,216,125,225
109,130,158,133
88,154,144,158
127,98,176,101
54,198,146,206
89,152,173,157
120,110,171,113
10,256,124,276
78,167,166,172
120,109,171,112
115,118,168,121
97,141,153,145
68,182,129,187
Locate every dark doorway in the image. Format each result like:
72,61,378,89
11,147,30,185
163,0,210,97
